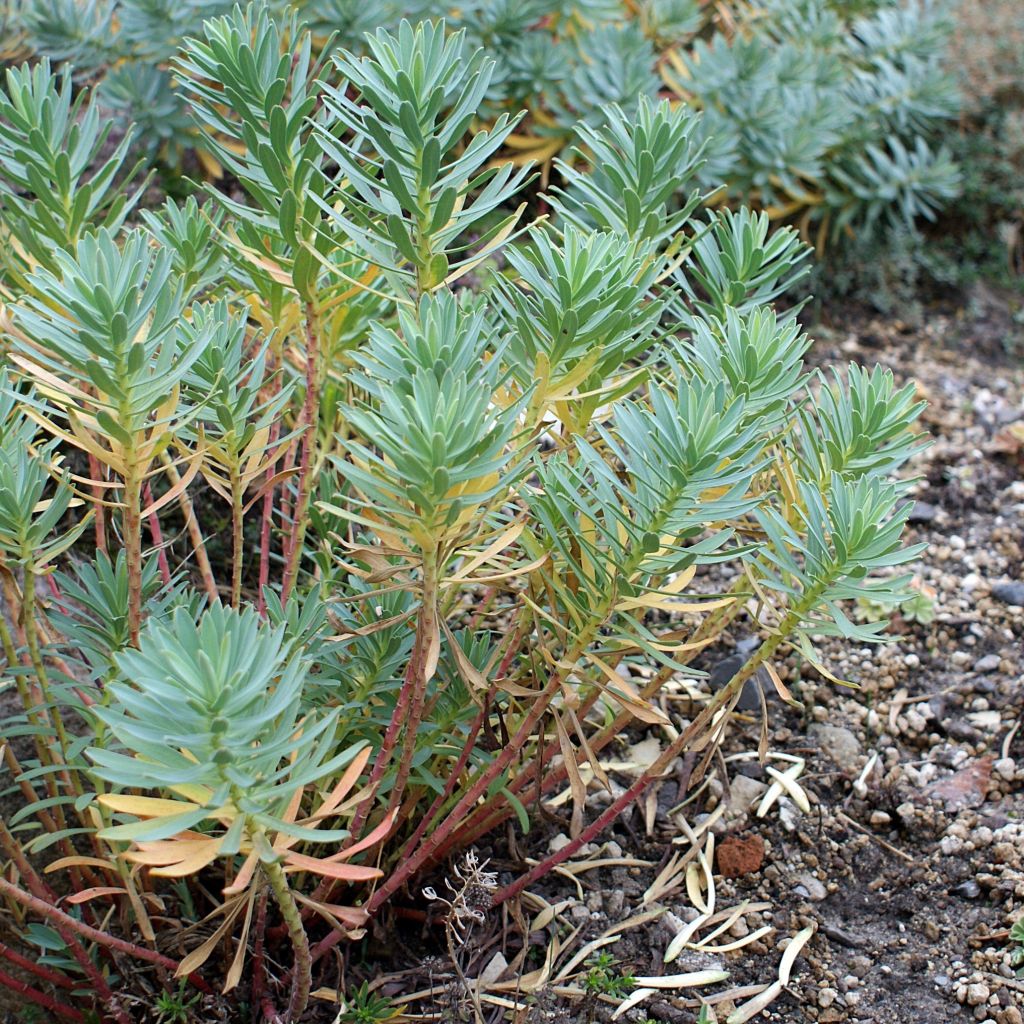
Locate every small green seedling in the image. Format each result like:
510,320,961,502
583,952,637,998
154,981,202,1024
338,983,399,1023
1010,916,1024,976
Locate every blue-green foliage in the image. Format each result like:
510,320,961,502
7,0,960,239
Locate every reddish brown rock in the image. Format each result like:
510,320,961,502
716,834,765,878
926,756,994,811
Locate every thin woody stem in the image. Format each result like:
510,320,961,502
386,551,440,817
491,626,791,905
262,855,311,1022
281,302,321,602
0,875,214,994
142,481,172,586
161,453,218,604
123,464,143,646
0,966,83,1022
231,469,244,608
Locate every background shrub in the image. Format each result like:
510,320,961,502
2,0,962,248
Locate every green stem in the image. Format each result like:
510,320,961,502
230,468,244,609
262,854,311,1023
0,601,47,737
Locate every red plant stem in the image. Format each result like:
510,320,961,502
123,465,143,646
0,876,214,994
0,853,127,1023
492,633,787,905
463,587,763,846
160,454,218,604
397,699,489,863
256,430,281,618
87,453,107,556
281,303,321,602
347,659,417,842
494,759,652,905
142,482,172,586
464,585,498,633
387,622,525,868
278,438,297,540
309,666,569,967
386,558,440,818
303,694,496,924
0,940,75,988
42,577,96,707
0,821,60,905
1,745,60,852
445,672,661,851
250,887,269,1017
0,966,84,1022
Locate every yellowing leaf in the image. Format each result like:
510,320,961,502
97,795,200,817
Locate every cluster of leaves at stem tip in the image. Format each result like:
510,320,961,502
0,3,930,1022
5,0,961,244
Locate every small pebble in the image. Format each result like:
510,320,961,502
953,880,981,899
991,581,1024,606
974,653,1001,673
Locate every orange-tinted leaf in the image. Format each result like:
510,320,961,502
283,852,382,881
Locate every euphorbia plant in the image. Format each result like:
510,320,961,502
0,7,926,1021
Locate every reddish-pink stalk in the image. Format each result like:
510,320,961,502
390,626,526,864
397,699,489,863
142,482,172,586
2,745,59,836
444,657,681,851
42,577,97,708
346,663,417,842
87,452,107,556
493,759,654,906
385,557,440,819
256,427,280,618
308,693,494,917
0,940,75,989
281,304,320,602
491,636,783,904
310,667,568,966
0,877,214,994
0,966,84,1022
0,855,127,1022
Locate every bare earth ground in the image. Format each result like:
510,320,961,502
2,304,1022,1024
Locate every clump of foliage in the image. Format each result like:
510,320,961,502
6,0,960,245
821,0,1024,318
0,5,927,1021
